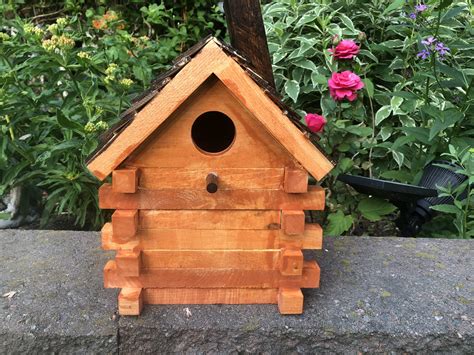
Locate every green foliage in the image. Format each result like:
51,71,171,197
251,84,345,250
0,1,224,229
429,146,474,239
263,0,474,237
357,197,397,222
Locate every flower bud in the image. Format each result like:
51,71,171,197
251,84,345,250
357,32,367,42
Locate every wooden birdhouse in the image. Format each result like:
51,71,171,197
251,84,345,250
87,1,333,315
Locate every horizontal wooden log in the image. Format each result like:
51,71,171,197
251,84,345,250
143,288,278,305
101,223,323,251
134,167,284,190
141,250,280,270
99,184,325,210
104,260,320,289
139,210,281,230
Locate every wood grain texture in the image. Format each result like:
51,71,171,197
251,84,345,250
99,184,325,210
223,0,275,88
124,77,297,170
144,288,278,304
101,223,140,251
133,168,284,190
111,210,138,243
211,41,334,180
281,210,305,235
87,39,333,181
139,210,280,230
279,249,304,276
101,222,323,251
112,168,139,193
104,260,320,289
116,250,141,277
87,41,225,180
284,168,308,193
118,288,143,316
278,288,303,314
141,250,280,270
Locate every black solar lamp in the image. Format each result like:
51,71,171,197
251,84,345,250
338,161,468,237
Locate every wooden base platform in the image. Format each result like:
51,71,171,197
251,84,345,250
117,287,307,315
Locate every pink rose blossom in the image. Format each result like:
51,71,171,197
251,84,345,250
305,113,327,133
328,71,364,102
329,39,360,60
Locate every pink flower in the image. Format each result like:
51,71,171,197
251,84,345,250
305,113,327,133
328,71,364,102
329,39,360,60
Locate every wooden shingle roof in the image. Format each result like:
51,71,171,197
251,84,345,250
87,37,333,181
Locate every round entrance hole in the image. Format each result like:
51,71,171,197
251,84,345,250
191,111,236,154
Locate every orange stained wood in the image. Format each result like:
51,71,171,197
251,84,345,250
115,250,141,277
281,210,306,235
87,39,333,181
143,288,278,305
133,167,284,190
139,210,280,230
104,260,320,289
99,184,325,210
284,168,308,193
101,223,323,251
279,249,304,276
141,250,280,269
277,288,304,315
125,76,298,170
118,288,143,316
112,168,139,193
111,210,138,243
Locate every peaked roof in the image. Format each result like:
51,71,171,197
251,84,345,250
87,37,333,181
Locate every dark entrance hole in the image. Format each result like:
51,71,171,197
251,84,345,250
191,111,236,154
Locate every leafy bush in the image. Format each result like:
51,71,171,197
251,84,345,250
0,1,224,229
263,0,473,238
1,0,472,238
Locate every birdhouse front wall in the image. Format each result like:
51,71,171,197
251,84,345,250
99,75,325,314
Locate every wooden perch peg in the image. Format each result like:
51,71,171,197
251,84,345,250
206,172,219,193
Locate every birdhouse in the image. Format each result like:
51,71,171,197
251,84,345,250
87,4,333,316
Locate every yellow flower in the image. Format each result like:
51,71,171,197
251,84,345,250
95,121,108,131
56,17,68,27
104,75,115,84
42,38,56,52
0,33,10,41
120,78,133,88
84,122,96,133
24,24,44,37
105,63,118,75
95,107,104,117
47,23,59,34
77,51,91,60
42,35,75,52
56,35,75,50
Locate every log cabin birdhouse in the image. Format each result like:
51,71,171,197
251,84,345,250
87,1,333,315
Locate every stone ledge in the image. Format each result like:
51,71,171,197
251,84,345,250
0,230,472,354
